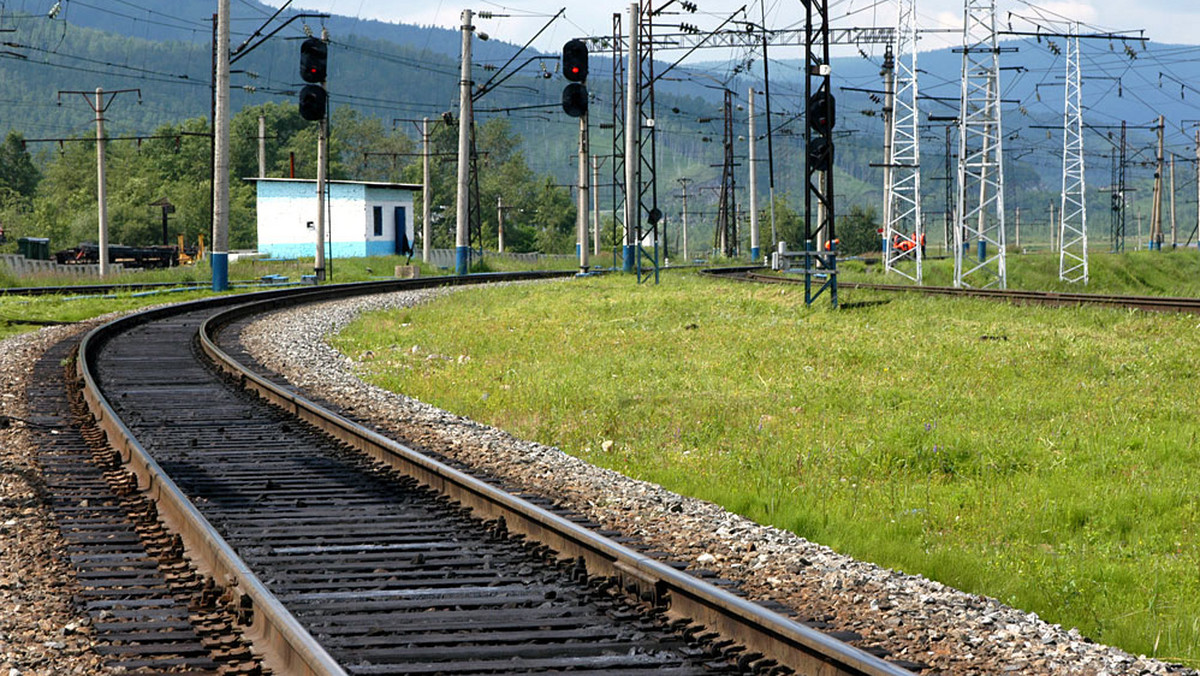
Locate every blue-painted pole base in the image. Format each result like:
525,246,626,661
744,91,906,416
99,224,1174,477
977,240,987,262
576,244,582,258
750,246,760,261
210,252,229,292
623,245,635,272
455,246,470,275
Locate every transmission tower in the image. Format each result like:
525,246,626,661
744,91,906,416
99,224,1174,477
1058,26,1087,283
954,0,1006,288
611,13,626,270
884,0,923,282
715,89,737,257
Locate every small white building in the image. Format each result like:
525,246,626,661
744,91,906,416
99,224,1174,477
250,178,420,259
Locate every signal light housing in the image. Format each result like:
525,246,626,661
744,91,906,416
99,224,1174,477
562,39,588,83
300,37,327,83
562,82,588,118
298,84,327,121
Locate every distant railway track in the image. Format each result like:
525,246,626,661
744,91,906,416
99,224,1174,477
63,273,913,675
706,267,1200,314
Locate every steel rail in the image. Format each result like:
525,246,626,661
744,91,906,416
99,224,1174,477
705,267,1200,314
74,271,573,676
197,285,913,675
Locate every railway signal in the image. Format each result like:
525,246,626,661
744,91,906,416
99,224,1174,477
562,82,588,118
561,39,588,118
298,37,328,121
300,37,327,82
562,38,588,82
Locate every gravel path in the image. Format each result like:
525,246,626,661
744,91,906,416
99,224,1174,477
239,284,1197,676
1,323,114,676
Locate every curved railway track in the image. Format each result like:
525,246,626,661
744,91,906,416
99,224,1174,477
705,267,1200,314
64,273,914,675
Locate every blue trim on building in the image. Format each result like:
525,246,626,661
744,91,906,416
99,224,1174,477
261,242,368,259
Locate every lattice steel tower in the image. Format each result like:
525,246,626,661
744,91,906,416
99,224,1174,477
884,0,923,282
954,0,1006,288
1058,26,1087,283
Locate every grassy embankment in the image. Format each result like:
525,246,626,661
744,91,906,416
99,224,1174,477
332,250,1200,667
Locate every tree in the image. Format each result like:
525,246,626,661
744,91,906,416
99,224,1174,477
0,131,40,197
838,204,881,256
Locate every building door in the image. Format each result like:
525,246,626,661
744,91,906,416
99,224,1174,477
394,206,411,255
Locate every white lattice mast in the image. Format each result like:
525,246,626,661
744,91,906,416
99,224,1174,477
1058,25,1087,283
954,0,1006,288
885,0,923,282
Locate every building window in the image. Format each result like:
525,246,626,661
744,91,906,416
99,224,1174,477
373,206,383,237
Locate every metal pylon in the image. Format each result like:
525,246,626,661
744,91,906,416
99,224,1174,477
611,12,626,270
954,0,1006,289
634,2,661,283
884,0,922,282
716,89,737,257
803,0,837,307
1058,27,1087,283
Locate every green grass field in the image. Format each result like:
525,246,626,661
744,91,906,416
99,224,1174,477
332,256,1200,667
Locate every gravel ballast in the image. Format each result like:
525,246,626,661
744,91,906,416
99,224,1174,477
1,324,114,676
238,284,1197,676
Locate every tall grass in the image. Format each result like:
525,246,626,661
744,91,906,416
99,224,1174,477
334,268,1200,666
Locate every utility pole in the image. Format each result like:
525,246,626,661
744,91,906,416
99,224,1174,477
884,0,924,285
747,86,760,261
1015,206,1021,250
1169,153,1177,249
212,0,230,289
455,9,475,275
677,177,691,261
623,3,639,272
258,115,266,178
497,196,505,253
1195,130,1199,250
59,87,140,278
1049,201,1056,250
1150,114,1164,250
591,155,601,256
715,89,737,258
422,117,431,263
314,27,329,282
577,113,590,273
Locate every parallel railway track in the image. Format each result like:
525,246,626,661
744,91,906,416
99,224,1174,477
62,273,913,675
707,267,1200,314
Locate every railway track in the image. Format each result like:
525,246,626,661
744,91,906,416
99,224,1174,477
59,273,913,675
707,267,1200,314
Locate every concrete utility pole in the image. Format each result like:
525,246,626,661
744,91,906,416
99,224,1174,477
454,9,474,275
676,177,691,261
59,87,140,278
1196,130,1199,249
1150,115,1164,250
314,27,329,282
258,115,266,178
591,155,601,256
422,117,431,263
212,0,230,289
1015,206,1021,250
1169,154,1177,248
497,196,505,253
578,114,589,272
95,89,109,277
747,86,760,261
623,2,639,272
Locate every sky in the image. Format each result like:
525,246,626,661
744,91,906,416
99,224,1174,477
261,0,1200,53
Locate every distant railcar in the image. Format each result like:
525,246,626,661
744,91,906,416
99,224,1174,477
55,243,180,269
